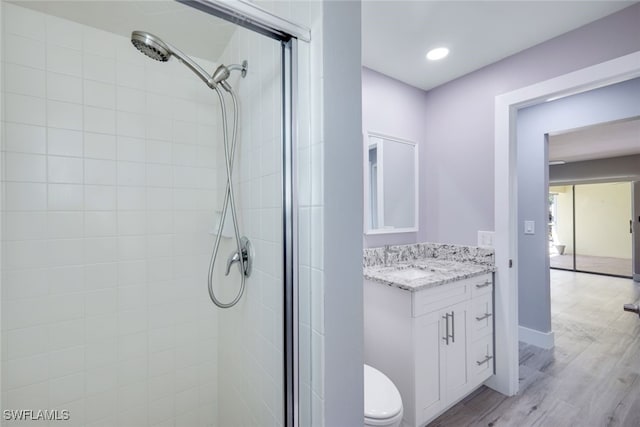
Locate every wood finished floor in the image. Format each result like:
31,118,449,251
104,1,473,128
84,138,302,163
430,270,640,427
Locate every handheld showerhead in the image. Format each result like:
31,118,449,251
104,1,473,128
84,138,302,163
131,31,171,62
131,30,215,88
130,31,248,92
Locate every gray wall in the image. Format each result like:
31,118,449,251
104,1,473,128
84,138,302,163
322,0,364,424
421,3,640,245
550,154,640,184
517,77,640,333
362,68,427,247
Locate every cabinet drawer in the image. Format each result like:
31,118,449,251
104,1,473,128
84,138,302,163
471,292,493,340
469,273,493,298
412,281,469,317
471,335,494,381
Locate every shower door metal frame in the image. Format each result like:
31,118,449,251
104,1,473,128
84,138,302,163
177,1,307,426
282,37,299,427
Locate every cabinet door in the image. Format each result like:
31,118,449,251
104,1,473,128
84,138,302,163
415,311,443,423
439,300,469,403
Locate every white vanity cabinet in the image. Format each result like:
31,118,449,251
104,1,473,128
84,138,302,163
364,273,494,427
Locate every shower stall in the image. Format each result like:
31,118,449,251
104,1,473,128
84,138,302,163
0,0,311,425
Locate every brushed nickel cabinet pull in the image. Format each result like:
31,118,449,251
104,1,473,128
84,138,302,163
476,355,494,366
475,280,491,289
442,313,450,345
475,312,492,321
451,311,455,343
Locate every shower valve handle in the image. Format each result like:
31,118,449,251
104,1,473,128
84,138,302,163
224,237,253,279
225,251,242,276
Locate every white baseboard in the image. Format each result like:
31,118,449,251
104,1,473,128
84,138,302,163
519,325,554,349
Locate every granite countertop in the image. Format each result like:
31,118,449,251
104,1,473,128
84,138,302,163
364,259,495,292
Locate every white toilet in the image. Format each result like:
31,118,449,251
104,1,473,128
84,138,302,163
364,364,403,427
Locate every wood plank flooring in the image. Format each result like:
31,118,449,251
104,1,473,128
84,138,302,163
430,270,640,427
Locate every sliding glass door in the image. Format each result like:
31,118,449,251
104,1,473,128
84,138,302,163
549,182,633,278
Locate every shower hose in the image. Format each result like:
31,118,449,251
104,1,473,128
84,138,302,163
207,86,248,308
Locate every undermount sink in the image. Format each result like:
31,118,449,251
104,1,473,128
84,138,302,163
386,263,454,283
391,267,434,281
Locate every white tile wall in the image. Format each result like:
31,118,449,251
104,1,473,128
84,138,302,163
1,3,225,426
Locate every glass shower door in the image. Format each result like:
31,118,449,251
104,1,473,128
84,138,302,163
0,2,290,425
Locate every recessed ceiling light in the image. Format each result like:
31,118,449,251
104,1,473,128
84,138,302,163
549,160,566,165
426,47,449,61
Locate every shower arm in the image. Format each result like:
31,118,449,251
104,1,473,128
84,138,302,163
226,61,249,78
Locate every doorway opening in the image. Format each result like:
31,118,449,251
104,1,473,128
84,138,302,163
493,50,640,396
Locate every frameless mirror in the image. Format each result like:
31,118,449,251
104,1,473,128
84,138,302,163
365,132,419,234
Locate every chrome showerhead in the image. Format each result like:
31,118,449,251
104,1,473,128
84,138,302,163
131,31,171,62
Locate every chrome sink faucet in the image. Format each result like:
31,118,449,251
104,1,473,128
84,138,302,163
383,245,400,266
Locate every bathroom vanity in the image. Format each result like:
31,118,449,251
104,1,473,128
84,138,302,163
364,243,495,427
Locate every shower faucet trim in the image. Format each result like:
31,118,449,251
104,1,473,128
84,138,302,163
131,30,251,309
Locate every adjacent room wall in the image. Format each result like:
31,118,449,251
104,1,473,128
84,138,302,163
421,3,640,245
362,67,427,248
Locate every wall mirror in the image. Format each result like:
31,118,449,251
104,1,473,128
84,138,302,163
364,132,419,234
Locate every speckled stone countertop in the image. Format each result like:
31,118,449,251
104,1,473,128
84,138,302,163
364,259,494,292
363,242,495,292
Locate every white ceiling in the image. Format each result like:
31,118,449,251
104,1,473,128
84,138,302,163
11,1,236,61
362,1,636,91
549,118,640,163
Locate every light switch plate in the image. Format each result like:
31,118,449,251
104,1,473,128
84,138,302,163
524,220,535,235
